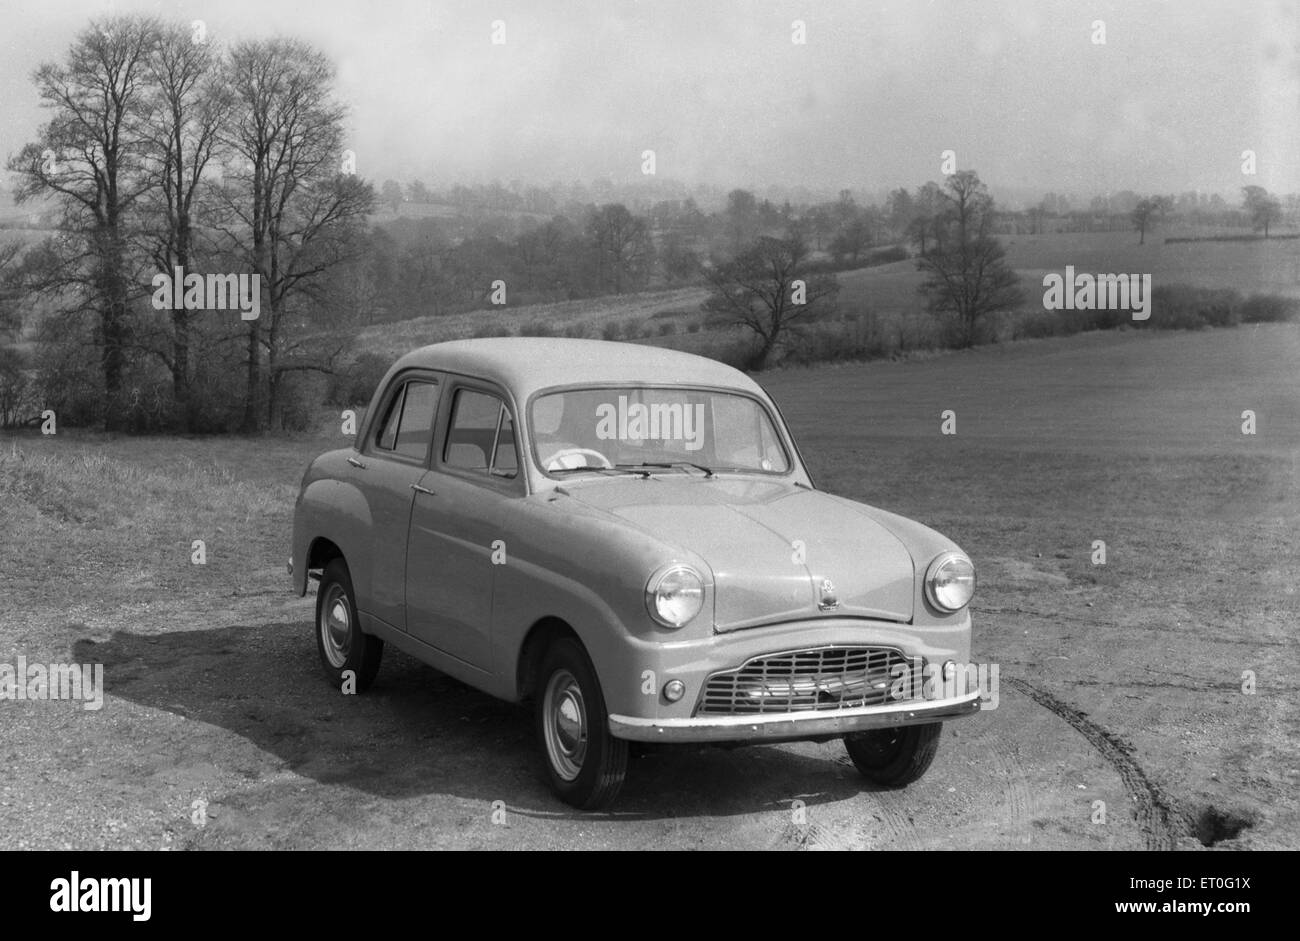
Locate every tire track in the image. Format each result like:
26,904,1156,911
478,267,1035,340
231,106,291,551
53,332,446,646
830,752,925,849
1003,676,1183,850
957,716,1037,842
866,790,925,850
777,796,920,851
984,735,1038,845
779,818,857,851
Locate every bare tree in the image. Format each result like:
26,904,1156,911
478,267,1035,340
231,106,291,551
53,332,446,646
214,38,374,431
1131,195,1172,244
516,215,582,298
1242,185,1282,238
6,16,161,429
886,187,916,240
586,203,652,294
140,21,229,429
830,216,874,266
702,235,838,369
916,171,1023,347
908,181,945,256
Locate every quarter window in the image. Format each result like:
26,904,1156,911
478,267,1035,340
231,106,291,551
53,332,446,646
493,411,518,477
376,387,405,451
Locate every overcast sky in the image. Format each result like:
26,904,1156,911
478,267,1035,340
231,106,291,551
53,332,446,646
0,0,1296,200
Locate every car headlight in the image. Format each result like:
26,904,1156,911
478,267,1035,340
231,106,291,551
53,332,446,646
645,565,705,628
925,552,975,612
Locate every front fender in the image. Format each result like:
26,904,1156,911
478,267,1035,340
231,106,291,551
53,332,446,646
292,476,373,598
491,494,710,714
836,498,975,628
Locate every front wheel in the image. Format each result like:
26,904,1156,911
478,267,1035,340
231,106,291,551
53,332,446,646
843,723,942,787
315,558,383,693
535,637,628,809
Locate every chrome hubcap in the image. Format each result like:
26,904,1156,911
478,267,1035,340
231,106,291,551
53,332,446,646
543,670,587,782
320,584,351,668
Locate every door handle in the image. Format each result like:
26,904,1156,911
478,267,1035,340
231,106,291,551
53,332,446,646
347,457,366,469
411,483,436,496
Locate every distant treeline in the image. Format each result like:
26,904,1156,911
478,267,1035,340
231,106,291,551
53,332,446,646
343,198,911,326
330,179,1298,327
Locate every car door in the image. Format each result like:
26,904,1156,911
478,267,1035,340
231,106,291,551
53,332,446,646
404,381,523,670
354,372,443,631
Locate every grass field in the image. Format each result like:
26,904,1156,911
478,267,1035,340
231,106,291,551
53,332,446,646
338,231,1300,372
832,230,1300,321
1,322,1295,848
759,323,1300,846
1004,230,1300,297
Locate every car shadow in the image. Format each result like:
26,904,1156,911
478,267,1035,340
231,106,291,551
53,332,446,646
73,623,877,820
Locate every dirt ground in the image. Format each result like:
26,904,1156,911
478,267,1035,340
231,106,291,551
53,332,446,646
1,324,1295,850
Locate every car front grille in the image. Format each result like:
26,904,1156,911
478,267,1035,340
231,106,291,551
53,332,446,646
696,646,915,716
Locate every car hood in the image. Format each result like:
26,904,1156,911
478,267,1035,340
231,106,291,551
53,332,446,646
557,476,915,630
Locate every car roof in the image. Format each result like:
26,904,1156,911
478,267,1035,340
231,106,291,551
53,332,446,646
389,337,764,399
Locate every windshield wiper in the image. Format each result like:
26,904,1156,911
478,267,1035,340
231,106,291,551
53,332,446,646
552,465,651,478
617,461,715,478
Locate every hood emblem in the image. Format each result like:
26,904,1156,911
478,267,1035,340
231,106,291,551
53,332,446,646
817,578,839,611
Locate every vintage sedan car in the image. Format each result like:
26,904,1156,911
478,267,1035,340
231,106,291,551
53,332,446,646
290,338,981,808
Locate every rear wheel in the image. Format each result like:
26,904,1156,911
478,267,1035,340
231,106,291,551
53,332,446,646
315,558,383,693
535,637,628,809
843,723,942,787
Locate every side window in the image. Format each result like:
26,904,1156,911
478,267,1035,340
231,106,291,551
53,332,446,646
445,389,518,479
374,380,439,462
393,382,440,461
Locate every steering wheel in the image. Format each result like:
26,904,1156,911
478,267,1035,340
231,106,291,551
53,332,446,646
544,447,613,471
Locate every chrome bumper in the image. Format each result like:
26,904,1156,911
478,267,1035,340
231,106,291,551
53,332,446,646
607,690,982,743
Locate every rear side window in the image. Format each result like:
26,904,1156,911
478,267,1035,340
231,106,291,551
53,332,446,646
375,380,440,462
444,389,518,478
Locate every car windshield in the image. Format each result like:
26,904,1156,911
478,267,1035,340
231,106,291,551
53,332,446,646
530,386,792,476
